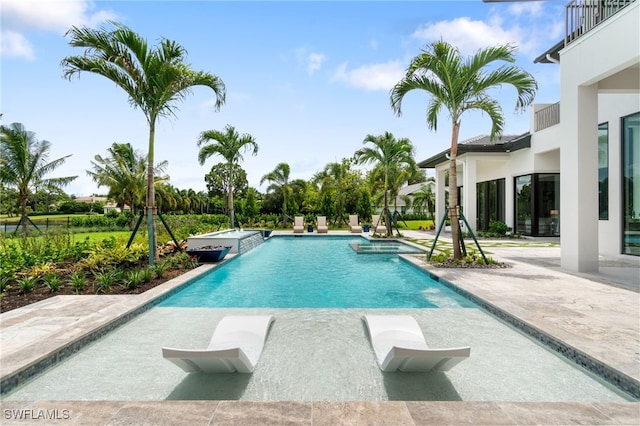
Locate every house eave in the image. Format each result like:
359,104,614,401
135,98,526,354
417,133,531,168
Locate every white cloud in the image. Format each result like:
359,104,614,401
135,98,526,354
410,10,562,59
332,60,404,91
307,52,327,75
0,30,35,60
294,48,327,75
0,0,118,59
508,2,543,17
412,17,520,56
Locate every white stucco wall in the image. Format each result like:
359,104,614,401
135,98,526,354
598,93,640,255
559,2,639,270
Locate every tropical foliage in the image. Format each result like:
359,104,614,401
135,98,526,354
87,143,168,229
354,132,416,235
0,123,77,235
391,40,537,259
197,125,258,228
260,163,292,227
61,21,226,263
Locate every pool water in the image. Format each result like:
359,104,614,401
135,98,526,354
350,241,425,254
161,236,474,309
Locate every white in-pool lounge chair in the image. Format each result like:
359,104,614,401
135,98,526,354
348,215,362,233
293,216,305,233
371,214,387,234
362,314,470,372
317,216,328,233
162,315,275,373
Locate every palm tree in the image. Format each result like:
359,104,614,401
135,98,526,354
87,142,168,229
390,41,537,259
312,159,361,228
197,125,258,228
260,163,291,227
61,21,226,264
0,123,77,235
354,132,415,235
412,180,436,220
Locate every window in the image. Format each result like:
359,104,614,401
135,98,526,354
476,179,505,231
622,112,639,256
599,122,609,220
515,175,532,235
514,174,560,236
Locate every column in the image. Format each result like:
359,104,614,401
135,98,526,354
560,83,599,272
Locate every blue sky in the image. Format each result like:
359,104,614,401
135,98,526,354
1,0,564,196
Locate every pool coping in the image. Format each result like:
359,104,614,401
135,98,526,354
400,255,640,399
1,237,638,401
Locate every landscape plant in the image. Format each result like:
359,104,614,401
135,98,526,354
197,125,258,229
62,21,226,264
0,123,77,235
391,40,537,260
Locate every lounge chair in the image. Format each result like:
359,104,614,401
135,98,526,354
348,215,362,233
317,216,328,233
293,216,305,233
162,315,275,373
362,314,470,372
371,214,387,234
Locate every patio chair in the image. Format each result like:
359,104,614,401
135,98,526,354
162,315,275,373
362,314,470,372
371,214,387,234
293,216,305,233
317,216,328,233
348,215,362,233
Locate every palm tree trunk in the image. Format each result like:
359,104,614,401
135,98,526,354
146,122,158,264
449,122,463,260
228,162,235,228
20,195,29,236
384,185,392,236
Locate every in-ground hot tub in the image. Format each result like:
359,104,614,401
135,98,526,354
186,229,264,254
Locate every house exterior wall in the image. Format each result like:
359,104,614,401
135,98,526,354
559,1,639,270
598,93,640,255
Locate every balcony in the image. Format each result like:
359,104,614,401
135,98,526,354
566,0,636,45
534,103,560,132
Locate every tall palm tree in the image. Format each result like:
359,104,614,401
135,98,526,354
260,163,291,227
61,21,226,263
0,123,77,235
87,142,168,229
354,132,415,235
390,41,537,259
198,125,258,228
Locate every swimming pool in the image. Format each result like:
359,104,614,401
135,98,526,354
1,236,633,402
162,236,473,308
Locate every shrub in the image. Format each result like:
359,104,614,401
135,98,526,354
153,260,170,279
18,276,37,293
43,273,62,292
68,271,87,294
141,267,154,283
94,270,117,293
123,270,143,290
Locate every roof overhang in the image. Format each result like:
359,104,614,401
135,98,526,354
534,39,564,64
417,133,531,168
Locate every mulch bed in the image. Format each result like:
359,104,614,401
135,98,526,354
0,267,189,313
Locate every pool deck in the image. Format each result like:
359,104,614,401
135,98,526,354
1,230,638,425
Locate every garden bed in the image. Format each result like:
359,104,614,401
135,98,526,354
0,264,191,313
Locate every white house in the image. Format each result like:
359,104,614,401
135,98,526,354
421,0,639,272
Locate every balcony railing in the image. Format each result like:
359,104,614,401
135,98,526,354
566,0,635,45
534,103,560,132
